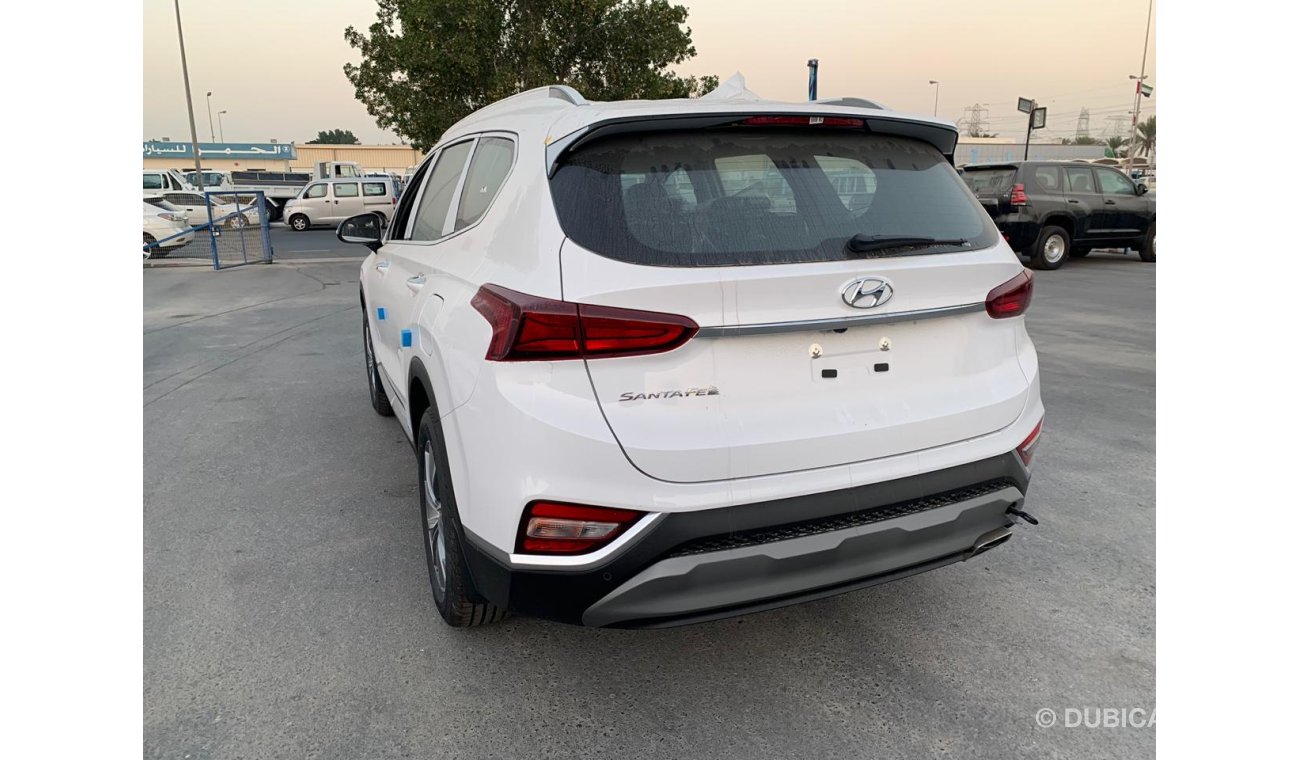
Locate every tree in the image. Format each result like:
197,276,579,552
307,129,361,144
1132,115,1155,157
1105,136,1129,158
1062,135,1101,146
344,0,718,150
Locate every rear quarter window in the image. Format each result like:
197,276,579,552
551,130,996,267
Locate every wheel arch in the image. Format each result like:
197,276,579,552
1039,214,1075,239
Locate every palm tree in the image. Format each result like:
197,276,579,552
1132,116,1155,158
1105,136,1129,158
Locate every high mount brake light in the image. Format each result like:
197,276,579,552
517,501,646,554
985,270,1034,319
740,115,864,128
471,284,698,361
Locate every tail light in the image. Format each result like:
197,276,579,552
471,284,698,361
985,270,1034,318
518,501,645,554
1010,183,1028,206
1017,417,1043,467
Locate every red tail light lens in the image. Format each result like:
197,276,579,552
985,270,1034,319
471,284,698,361
1010,183,1028,205
740,115,864,127
1017,417,1044,467
518,501,646,554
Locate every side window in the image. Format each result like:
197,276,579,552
304,184,327,199
409,141,472,240
454,136,515,230
336,164,359,178
334,182,359,198
390,160,432,237
1064,167,1096,194
362,182,387,197
1097,170,1136,196
815,155,878,214
1033,166,1062,192
143,174,163,190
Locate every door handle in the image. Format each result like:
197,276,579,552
406,274,427,292
375,260,390,274
1104,200,1117,205
1067,199,1080,204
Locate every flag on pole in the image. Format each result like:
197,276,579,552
1138,82,1153,98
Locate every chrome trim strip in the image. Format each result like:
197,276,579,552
696,303,984,338
504,513,667,570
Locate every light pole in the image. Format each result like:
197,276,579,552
218,110,227,143
929,80,940,118
1125,0,1154,175
172,0,204,193
206,91,215,142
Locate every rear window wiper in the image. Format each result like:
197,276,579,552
846,234,972,256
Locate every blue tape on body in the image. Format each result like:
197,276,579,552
377,307,386,321
401,329,412,348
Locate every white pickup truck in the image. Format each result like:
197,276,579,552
142,161,366,221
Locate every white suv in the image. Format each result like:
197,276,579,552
342,85,1044,628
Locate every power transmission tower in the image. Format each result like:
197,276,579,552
959,103,990,136
1104,114,1127,138
1075,107,1091,140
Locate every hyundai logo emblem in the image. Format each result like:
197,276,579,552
842,277,894,309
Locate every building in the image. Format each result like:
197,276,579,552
142,141,424,175
955,136,1105,166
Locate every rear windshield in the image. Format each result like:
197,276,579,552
961,168,1017,193
551,129,997,267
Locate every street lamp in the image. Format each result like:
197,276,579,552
206,91,215,142
928,80,940,118
218,110,228,143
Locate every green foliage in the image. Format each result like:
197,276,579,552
1133,115,1155,156
344,0,718,150
307,129,361,145
1063,135,1102,146
1105,136,1129,158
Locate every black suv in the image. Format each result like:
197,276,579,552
961,161,1155,270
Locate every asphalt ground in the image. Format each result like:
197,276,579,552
144,251,1155,759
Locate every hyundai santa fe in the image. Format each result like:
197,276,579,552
340,85,1043,628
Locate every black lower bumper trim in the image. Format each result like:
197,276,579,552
459,452,1030,626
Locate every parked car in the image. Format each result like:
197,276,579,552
143,201,194,258
147,191,260,228
282,177,398,231
961,161,1155,269
337,85,1044,629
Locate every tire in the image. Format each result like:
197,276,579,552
362,315,394,417
1136,223,1156,262
228,213,249,229
416,407,507,628
1028,225,1070,271
289,214,310,231
143,233,155,259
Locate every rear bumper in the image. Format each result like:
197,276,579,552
991,215,1040,252
460,453,1031,628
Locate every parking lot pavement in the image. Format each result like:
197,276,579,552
144,252,1155,759
267,226,361,260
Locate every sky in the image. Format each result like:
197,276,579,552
143,0,1155,145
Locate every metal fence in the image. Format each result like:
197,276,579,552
143,191,274,270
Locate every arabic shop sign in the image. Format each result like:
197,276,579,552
142,141,297,160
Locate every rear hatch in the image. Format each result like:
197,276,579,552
551,124,1031,483
960,165,1019,216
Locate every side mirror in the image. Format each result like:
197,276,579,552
1135,183,1148,196
337,212,384,251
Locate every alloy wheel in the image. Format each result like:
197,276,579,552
423,441,448,599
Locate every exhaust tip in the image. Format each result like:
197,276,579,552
967,527,1013,559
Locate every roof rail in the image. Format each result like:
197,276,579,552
548,85,589,106
815,97,884,110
